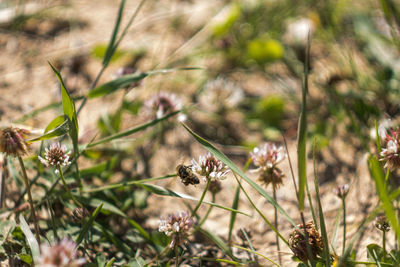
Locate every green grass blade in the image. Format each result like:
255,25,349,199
27,116,70,143
19,214,40,264
75,203,103,245
375,121,382,152
103,0,126,67
48,63,79,154
297,35,310,211
84,198,152,242
137,183,250,216
87,110,180,148
368,155,400,244
313,140,331,266
197,227,239,261
234,245,279,267
88,68,200,99
228,184,240,243
181,123,297,227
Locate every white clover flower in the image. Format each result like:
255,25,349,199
191,152,230,181
158,211,194,248
38,238,85,267
250,143,286,169
380,128,400,170
250,142,286,188
199,77,244,112
144,92,183,119
38,143,71,173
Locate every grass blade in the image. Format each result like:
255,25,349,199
87,110,180,148
137,183,250,216
103,0,126,67
297,34,310,211
234,245,279,267
88,68,200,99
27,116,70,143
48,63,79,154
19,214,40,264
181,123,297,228
228,184,240,243
75,203,103,245
197,227,239,262
313,140,331,266
368,155,400,244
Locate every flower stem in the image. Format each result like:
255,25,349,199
198,193,215,227
58,166,82,208
273,186,282,266
342,197,346,255
192,179,211,217
383,230,386,255
18,156,41,245
175,246,180,267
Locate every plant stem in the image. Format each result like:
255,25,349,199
383,230,386,255
192,179,210,217
58,166,82,208
17,156,41,245
273,186,282,266
175,246,180,267
198,193,215,227
342,197,346,255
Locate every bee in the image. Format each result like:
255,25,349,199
176,164,200,186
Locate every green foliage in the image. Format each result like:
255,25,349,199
247,38,284,64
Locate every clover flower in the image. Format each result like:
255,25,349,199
250,142,286,188
199,77,244,112
288,221,323,263
191,152,230,181
0,127,30,157
158,211,194,248
38,238,85,267
144,92,183,120
38,143,71,173
374,215,390,232
380,128,400,169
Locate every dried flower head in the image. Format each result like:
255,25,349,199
158,211,194,248
38,238,86,267
0,127,30,157
334,184,349,199
38,143,71,173
374,215,390,232
199,77,244,112
72,207,90,223
144,92,183,120
191,152,230,181
208,179,222,194
250,143,286,188
380,128,400,169
288,221,323,263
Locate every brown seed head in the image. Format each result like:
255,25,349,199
0,127,30,157
72,207,90,223
288,221,323,262
374,215,390,232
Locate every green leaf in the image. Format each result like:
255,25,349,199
27,116,70,143
137,183,250,216
368,155,400,244
48,63,79,154
19,214,40,264
297,36,310,211
18,254,33,265
181,123,296,227
88,68,199,98
75,203,103,245
367,244,385,264
228,184,240,243
103,0,126,66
